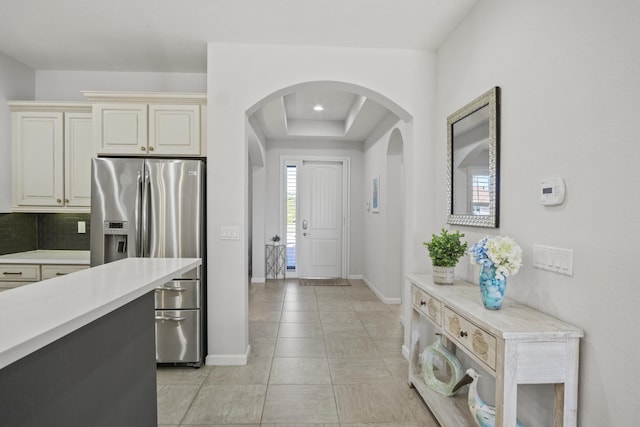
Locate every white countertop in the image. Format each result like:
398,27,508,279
0,250,90,265
0,257,201,369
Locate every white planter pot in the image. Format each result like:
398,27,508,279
432,266,455,285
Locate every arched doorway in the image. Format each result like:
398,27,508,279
245,81,411,289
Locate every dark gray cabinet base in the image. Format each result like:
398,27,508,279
0,293,157,427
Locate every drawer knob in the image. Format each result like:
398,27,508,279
460,331,468,338
141,146,146,151
420,300,427,306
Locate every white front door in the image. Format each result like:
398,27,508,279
297,161,344,278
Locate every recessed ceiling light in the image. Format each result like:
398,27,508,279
313,104,324,111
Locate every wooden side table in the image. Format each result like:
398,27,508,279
265,244,286,279
407,273,583,426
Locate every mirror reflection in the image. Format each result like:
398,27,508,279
447,87,499,228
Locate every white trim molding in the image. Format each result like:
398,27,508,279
362,276,401,305
205,345,250,366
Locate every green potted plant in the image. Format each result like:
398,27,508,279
423,228,468,284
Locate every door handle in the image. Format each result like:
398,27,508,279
155,286,187,292
155,315,186,322
141,169,151,257
303,232,311,237
302,219,308,230
136,170,143,257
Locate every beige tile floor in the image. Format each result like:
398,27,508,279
157,278,439,427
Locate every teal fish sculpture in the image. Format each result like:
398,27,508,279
452,368,525,427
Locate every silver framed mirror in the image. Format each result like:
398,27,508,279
447,87,500,228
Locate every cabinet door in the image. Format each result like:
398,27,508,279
148,104,200,156
94,103,147,155
12,112,64,207
64,113,94,207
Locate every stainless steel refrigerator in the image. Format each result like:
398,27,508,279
90,157,205,367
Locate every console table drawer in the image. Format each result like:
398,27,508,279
444,307,497,371
412,285,442,326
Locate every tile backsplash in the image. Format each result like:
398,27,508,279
38,213,91,250
0,213,91,255
0,213,37,255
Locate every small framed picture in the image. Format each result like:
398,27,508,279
372,175,380,213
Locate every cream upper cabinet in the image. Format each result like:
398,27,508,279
85,92,206,157
12,111,64,208
148,104,200,156
64,113,94,207
10,102,94,213
93,103,147,155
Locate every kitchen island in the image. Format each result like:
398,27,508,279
0,257,201,427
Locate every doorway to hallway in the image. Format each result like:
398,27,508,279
281,157,349,279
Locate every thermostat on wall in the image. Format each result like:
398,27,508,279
540,177,566,206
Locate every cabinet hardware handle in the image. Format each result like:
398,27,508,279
420,300,426,306
140,146,146,151
155,287,187,292
3,272,23,275
149,146,155,151
64,199,69,203
155,315,186,322
57,199,62,203
55,272,67,276
460,331,468,338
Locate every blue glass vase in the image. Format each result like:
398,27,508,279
479,264,506,310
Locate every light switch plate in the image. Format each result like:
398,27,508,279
533,244,573,276
220,225,240,240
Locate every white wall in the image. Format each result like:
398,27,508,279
436,1,640,425
35,70,206,101
256,139,364,281
207,43,436,363
0,53,35,212
362,119,408,303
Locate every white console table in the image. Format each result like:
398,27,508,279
407,274,583,427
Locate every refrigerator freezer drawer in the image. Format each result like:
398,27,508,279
154,280,200,309
155,309,201,364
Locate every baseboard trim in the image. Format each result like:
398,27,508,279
205,345,250,365
348,274,363,280
362,276,401,305
251,277,266,283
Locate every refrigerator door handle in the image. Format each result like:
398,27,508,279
141,169,151,257
135,170,143,257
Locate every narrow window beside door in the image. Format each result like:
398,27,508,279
286,165,297,270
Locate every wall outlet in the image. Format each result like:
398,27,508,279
77,221,86,234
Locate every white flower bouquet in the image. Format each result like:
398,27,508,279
469,236,523,280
